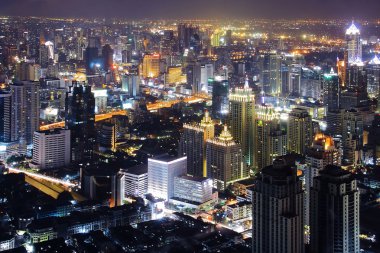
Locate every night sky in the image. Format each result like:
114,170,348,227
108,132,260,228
1,0,380,19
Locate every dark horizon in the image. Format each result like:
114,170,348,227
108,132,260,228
2,0,380,20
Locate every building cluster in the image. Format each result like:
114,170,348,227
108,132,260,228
0,17,379,252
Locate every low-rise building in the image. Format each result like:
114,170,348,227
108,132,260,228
226,201,252,221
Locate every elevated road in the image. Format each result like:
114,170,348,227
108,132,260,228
39,110,128,131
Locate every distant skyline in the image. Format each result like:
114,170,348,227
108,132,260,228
1,0,380,20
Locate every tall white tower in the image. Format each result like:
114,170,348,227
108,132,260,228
345,22,362,65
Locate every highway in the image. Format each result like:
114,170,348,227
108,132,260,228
7,167,77,188
39,110,128,131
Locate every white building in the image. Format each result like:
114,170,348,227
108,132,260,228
226,201,252,221
173,175,213,204
148,155,187,200
120,164,148,198
32,129,70,169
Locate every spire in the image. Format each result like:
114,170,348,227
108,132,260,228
218,125,233,142
346,22,360,35
200,110,213,126
244,76,249,89
369,55,380,65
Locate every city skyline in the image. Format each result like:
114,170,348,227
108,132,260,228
1,0,380,19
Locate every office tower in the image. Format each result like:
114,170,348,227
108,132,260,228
148,155,187,200
252,158,304,253
10,81,40,145
16,62,41,81
121,74,140,97
366,55,380,97
31,129,70,169
39,41,54,68
310,165,360,253
345,22,362,64
200,63,214,92
84,46,99,75
304,134,341,227
342,109,364,165
259,53,282,95
120,164,148,198
177,23,199,53
141,53,160,78
225,30,232,47
323,70,340,111
288,65,301,95
206,125,248,190
337,57,347,86
65,82,96,163
81,167,122,207
0,91,13,142
102,44,113,72
179,111,214,177
253,104,287,170
368,114,380,165
173,176,213,204
287,107,313,154
186,60,202,94
99,122,116,152
326,109,344,136
165,66,186,85
92,89,107,114
211,80,229,121
229,78,255,166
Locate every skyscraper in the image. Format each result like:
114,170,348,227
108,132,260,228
102,44,114,72
147,155,187,200
65,82,96,163
32,129,71,170
304,134,341,228
206,125,248,190
179,111,214,177
310,165,360,253
10,81,40,145
121,74,140,97
253,104,287,170
211,80,229,121
252,158,304,253
229,78,255,166
345,22,362,65
323,70,340,112
259,53,283,95
287,107,313,155
342,109,364,165
0,91,13,143
141,53,160,78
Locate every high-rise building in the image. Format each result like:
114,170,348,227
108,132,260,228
141,53,160,78
186,60,202,94
65,82,96,163
177,23,199,53
287,107,313,154
366,55,380,97
229,78,255,166
102,44,113,72
121,74,140,97
39,41,54,68
0,91,13,143
310,165,360,253
200,63,214,92
99,122,116,152
84,46,100,75
31,129,70,169
304,134,341,227
179,111,214,177
147,155,187,200
253,104,287,170
173,176,213,204
120,164,148,198
342,109,364,165
211,80,229,121
323,70,340,112
206,125,248,190
345,22,362,65
252,158,304,253
10,81,40,145
259,53,283,95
